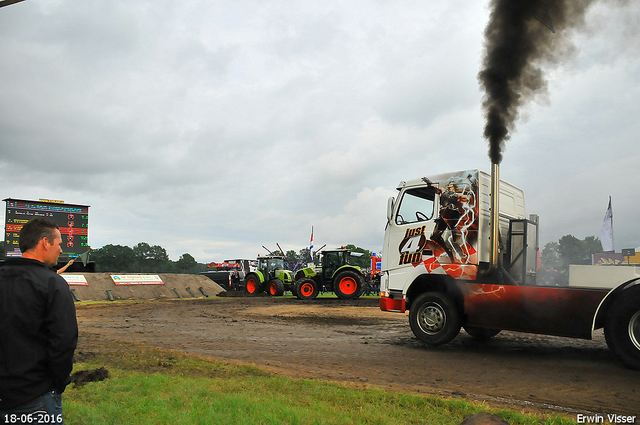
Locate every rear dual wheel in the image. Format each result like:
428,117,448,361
605,287,640,370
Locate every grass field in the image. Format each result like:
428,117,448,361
65,339,578,425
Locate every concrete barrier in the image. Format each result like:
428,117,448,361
61,273,225,302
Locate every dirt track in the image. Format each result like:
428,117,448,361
75,296,640,418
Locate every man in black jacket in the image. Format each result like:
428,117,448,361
0,218,78,424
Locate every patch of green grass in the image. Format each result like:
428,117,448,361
66,341,577,425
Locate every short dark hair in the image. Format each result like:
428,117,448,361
19,217,60,253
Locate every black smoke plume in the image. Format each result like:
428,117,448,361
478,0,595,164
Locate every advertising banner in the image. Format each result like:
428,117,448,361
61,274,89,286
111,275,164,285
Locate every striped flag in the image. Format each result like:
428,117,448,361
309,227,314,262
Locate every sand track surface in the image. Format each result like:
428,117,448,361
75,297,640,417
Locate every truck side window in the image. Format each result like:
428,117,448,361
395,187,436,225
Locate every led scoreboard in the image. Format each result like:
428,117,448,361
3,198,89,260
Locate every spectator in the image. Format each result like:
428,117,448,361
0,218,78,424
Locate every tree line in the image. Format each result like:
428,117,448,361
92,243,373,273
540,235,602,269
89,243,205,273
0,241,373,274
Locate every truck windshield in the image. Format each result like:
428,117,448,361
395,187,436,225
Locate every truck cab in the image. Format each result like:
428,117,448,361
379,169,640,370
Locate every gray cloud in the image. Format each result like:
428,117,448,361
1,0,639,262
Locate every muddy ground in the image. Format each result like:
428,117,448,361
75,296,640,418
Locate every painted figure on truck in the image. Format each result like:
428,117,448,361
425,172,478,265
380,169,640,370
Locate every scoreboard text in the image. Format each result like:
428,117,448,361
4,198,89,260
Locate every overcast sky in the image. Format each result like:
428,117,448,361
1,0,639,262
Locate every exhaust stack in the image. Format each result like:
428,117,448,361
489,163,500,271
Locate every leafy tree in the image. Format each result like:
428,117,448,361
343,244,373,268
92,242,206,273
133,242,170,272
92,244,135,272
540,241,561,269
583,236,603,257
541,235,603,268
176,253,198,272
285,250,298,265
557,235,584,265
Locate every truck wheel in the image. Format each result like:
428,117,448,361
409,292,461,346
295,278,319,300
463,325,501,341
266,279,285,296
245,274,262,295
333,270,364,300
605,289,640,370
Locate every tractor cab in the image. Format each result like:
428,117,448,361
258,256,286,279
320,250,352,280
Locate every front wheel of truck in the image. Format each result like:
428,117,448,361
409,292,461,346
605,288,640,370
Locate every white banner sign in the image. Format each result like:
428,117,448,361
61,274,89,286
111,275,164,285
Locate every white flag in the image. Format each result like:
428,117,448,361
600,197,614,252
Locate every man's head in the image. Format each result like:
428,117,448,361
19,217,63,266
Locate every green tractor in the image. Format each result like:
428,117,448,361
245,256,294,296
293,249,365,300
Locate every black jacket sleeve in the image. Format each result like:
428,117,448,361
44,274,78,393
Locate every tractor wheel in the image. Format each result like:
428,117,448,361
463,325,501,341
333,270,364,300
245,274,263,295
295,278,319,300
409,292,461,346
605,287,640,370
266,279,285,296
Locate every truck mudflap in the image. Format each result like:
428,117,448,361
380,296,405,313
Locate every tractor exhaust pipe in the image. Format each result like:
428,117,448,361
489,162,500,272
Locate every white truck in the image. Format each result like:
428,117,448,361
379,166,640,370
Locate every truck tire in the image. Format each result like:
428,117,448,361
295,278,319,300
605,288,640,370
463,325,501,341
333,270,364,300
409,292,461,346
266,279,285,296
245,274,263,295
